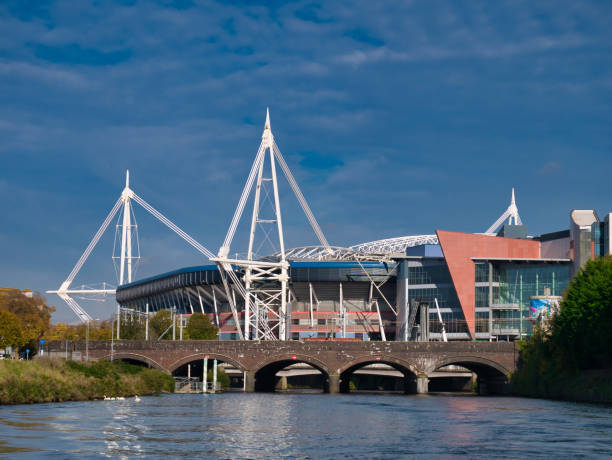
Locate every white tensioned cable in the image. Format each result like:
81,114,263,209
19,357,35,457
60,294,92,321
354,258,397,316
272,143,330,249
223,264,247,297
131,193,215,259
64,197,124,286
222,142,267,251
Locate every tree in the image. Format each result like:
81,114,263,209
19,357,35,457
44,319,114,342
119,315,146,340
0,310,25,349
0,288,55,351
207,367,230,388
551,256,612,369
150,310,173,340
186,313,218,340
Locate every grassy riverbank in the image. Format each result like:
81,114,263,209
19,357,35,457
513,364,612,403
0,358,174,405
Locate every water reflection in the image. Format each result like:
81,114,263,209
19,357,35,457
0,394,612,458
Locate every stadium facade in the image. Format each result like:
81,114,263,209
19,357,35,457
116,210,611,341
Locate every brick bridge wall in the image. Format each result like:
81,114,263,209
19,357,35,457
47,340,518,394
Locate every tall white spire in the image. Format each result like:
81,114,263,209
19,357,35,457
485,188,523,234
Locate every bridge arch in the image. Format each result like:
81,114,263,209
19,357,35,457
430,356,510,395
338,355,421,394
430,355,510,377
168,353,247,375
253,354,332,393
101,352,166,372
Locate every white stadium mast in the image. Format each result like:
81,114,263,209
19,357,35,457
485,188,523,235
213,109,331,341
48,170,216,325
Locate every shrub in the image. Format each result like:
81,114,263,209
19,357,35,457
186,313,218,340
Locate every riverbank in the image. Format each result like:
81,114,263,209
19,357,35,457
512,367,612,404
0,358,174,405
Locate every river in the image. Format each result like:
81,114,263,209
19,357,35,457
1,393,611,458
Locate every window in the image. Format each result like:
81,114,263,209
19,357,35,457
475,263,489,283
475,286,489,308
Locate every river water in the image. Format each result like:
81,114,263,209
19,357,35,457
1,393,611,459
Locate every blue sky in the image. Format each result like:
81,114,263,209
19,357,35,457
1,0,611,322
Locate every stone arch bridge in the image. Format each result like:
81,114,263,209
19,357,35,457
47,340,518,394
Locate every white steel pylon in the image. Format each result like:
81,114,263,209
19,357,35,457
48,170,218,324
485,188,523,235
213,109,331,340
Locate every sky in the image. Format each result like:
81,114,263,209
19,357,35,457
1,0,611,322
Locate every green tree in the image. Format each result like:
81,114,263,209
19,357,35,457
551,256,612,369
186,313,218,340
119,315,146,340
207,367,230,388
0,310,25,349
0,288,55,351
150,310,173,340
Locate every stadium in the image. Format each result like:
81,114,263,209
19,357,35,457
53,112,611,343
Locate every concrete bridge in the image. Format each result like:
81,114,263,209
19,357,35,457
46,340,518,394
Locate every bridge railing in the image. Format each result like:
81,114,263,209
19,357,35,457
174,377,202,393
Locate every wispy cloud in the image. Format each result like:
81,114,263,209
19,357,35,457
537,161,564,176
1,0,611,321
0,59,91,88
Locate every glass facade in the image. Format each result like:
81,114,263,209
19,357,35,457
495,263,570,303
472,261,571,338
495,262,570,337
408,263,453,285
592,221,610,257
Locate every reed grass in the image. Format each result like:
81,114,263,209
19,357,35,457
0,358,174,405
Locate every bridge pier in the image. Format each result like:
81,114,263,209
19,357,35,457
275,376,288,391
403,375,428,394
327,374,340,394
244,371,256,392
416,376,429,394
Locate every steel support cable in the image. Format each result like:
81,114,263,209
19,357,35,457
272,143,330,250
217,263,245,339
59,293,92,321
64,197,124,287
222,143,267,251
354,258,397,316
131,193,215,259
